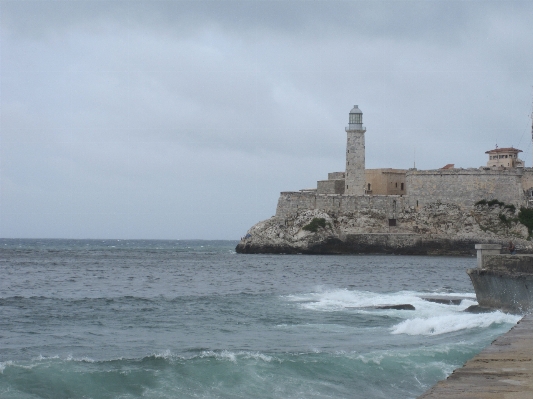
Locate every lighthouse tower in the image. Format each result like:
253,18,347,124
345,105,366,196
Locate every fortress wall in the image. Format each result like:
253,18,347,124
275,169,529,220
275,192,408,219
317,179,345,194
521,168,533,192
406,168,524,208
275,192,316,218
328,172,345,180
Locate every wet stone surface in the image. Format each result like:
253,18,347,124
418,313,533,398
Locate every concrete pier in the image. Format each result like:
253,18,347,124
468,251,533,312
417,313,533,398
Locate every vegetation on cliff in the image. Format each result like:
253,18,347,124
302,218,330,232
474,199,533,238
237,201,533,255
518,208,533,236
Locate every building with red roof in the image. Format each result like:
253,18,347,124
486,147,524,168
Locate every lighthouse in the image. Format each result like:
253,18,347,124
345,105,366,195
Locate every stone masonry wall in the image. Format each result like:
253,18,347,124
345,130,365,195
328,172,345,180
521,168,533,192
406,168,525,208
365,168,407,195
317,180,345,194
275,191,408,219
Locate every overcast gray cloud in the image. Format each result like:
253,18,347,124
1,0,533,239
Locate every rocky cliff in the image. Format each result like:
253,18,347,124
236,202,533,255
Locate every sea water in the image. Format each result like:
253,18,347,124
0,239,520,399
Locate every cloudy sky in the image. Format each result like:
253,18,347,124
1,0,533,239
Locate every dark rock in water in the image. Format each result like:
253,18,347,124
235,236,483,256
420,296,471,305
463,305,493,313
374,304,415,310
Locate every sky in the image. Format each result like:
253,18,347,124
1,0,533,240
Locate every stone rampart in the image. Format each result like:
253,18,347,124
317,180,345,194
521,168,533,192
275,192,408,219
328,172,345,180
406,168,525,208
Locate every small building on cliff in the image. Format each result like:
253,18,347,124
485,147,524,168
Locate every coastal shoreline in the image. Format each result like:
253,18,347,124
418,313,533,398
236,237,484,256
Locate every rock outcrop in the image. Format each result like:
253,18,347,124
236,203,533,255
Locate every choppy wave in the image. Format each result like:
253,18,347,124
391,311,520,335
0,347,484,399
1,244,521,399
285,288,476,311
284,288,519,336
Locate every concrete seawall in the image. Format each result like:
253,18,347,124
417,313,533,398
467,245,533,313
419,245,533,398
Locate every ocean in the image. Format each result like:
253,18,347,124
0,239,520,399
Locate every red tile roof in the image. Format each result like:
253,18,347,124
441,164,455,169
485,147,522,154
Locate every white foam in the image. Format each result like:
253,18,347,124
33,354,60,361
199,350,236,362
241,352,274,362
284,289,476,315
0,361,13,374
391,311,520,335
153,349,173,359
197,350,275,363
284,288,521,337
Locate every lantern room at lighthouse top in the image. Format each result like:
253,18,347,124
346,105,365,131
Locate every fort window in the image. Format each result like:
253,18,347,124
395,182,398,187
368,183,371,191
388,219,397,227
401,183,404,190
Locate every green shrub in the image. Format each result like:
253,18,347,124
498,213,512,227
475,199,487,206
302,218,327,232
504,204,516,213
518,207,533,235
487,199,504,207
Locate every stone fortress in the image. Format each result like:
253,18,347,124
237,105,533,255
276,105,533,221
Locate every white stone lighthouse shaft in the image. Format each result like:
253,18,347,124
345,129,365,195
